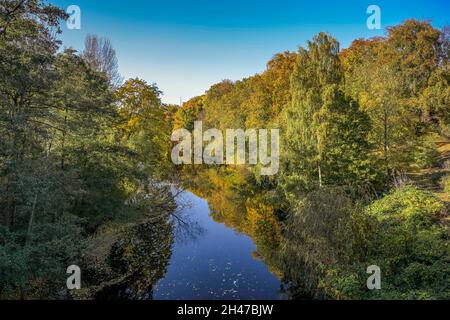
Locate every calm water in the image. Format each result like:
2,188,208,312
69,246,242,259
153,191,286,300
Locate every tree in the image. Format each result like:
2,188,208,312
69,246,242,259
0,1,164,298
115,78,172,178
173,96,204,130
83,34,123,89
341,20,448,175
281,33,374,196
0,0,68,229
0,0,67,36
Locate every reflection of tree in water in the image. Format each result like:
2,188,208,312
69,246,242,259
171,189,206,244
106,220,174,299
75,183,178,300
77,216,174,300
75,184,208,300
182,167,285,279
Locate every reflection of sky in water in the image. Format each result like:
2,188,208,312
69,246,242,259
154,191,285,300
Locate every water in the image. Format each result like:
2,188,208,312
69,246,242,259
153,191,285,300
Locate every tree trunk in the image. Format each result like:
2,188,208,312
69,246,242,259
383,107,390,177
26,194,38,245
318,164,323,188
61,111,67,170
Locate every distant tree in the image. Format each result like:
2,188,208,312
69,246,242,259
83,34,123,89
173,96,204,130
203,79,235,129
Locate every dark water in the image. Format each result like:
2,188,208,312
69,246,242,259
153,191,286,300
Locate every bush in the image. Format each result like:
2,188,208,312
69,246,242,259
0,216,84,299
362,186,449,299
440,175,450,194
281,187,374,299
408,135,440,169
282,186,450,300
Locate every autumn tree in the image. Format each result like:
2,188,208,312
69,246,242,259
173,96,204,130
342,20,449,175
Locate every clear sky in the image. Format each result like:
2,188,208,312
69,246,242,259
50,0,449,104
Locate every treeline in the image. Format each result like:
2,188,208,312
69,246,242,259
0,1,175,298
176,21,449,185
175,20,449,299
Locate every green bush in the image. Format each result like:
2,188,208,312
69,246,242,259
283,186,450,300
362,186,449,299
0,216,84,299
281,187,375,299
440,175,450,194
407,135,440,169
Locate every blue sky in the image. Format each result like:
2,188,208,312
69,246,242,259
50,0,450,104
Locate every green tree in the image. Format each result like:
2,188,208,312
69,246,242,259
281,33,374,196
115,78,173,178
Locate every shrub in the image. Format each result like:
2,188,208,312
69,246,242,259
363,186,449,299
0,216,84,299
283,186,449,300
440,175,450,194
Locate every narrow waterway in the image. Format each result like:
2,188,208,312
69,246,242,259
153,191,286,300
